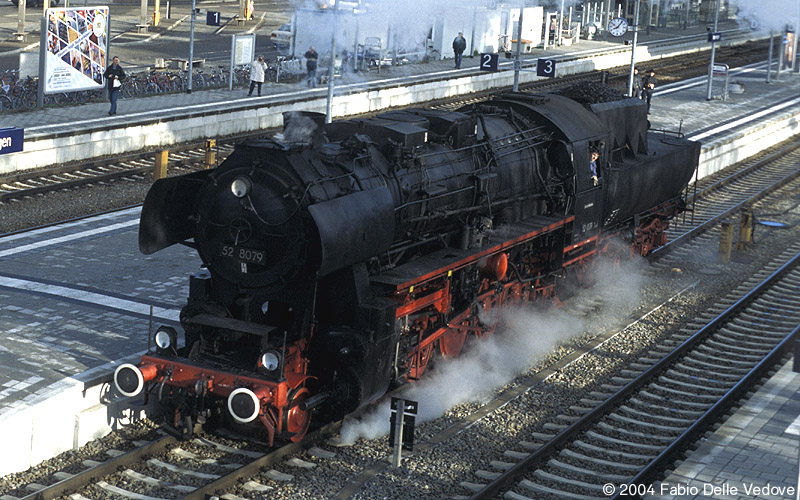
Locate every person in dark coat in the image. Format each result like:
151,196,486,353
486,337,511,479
103,56,125,116
452,32,466,69
632,67,642,98
304,46,318,88
641,69,657,112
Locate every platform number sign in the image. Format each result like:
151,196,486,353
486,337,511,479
708,32,721,42
207,11,221,26
537,58,557,78
480,53,499,72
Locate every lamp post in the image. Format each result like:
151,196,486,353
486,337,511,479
325,3,338,123
705,0,720,100
513,4,524,91
187,0,196,93
627,0,641,96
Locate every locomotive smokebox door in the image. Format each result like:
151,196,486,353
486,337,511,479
309,187,396,276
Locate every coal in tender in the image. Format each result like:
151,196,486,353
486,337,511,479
554,81,628,107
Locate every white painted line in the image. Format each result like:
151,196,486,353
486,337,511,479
0,207,141,244
688,95,800,141
0,219,139,258
0,275,180,322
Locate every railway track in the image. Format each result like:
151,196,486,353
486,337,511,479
0,143,236,204
15,422,341,500
466,245,800,500
655,138,800,259
0,39,768,206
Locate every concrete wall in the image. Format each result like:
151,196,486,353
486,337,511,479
1,36,794,181
698,108,800,179
0,354,152,477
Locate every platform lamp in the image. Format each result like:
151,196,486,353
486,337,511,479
512,3,523,92
325,0,339,123
705,0,720,100
627,0,641,97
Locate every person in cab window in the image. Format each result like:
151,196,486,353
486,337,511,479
589,148,600,186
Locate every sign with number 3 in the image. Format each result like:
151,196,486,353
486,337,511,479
537,58,556,77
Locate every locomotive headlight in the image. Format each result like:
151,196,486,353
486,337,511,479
154,326,177,351
230,176,252,198
260,351,281,371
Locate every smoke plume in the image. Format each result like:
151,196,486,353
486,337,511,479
339,253,646,445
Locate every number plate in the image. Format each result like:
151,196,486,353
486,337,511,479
221,245,266,265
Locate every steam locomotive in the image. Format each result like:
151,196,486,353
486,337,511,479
113,89,700,443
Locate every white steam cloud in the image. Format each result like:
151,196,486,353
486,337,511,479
339,253,646,445
728,0,800,32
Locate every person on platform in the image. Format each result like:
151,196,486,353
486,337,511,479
632,67,642,98
642,68,657,113
248,55,267,97
305,46,318,88
452,32,466,69
103,56,125,116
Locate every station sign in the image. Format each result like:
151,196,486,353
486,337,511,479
0,127,24,155
207,11,220,26
536,58,557,77
480,53,499,72
708,32,721,42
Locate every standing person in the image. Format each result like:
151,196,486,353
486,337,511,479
641,68,657,113
103,56,125,116
248,55,267,97
304,46,318,88
632,67,642,98
452,32,466,69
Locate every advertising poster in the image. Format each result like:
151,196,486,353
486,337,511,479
43,7,109,94
233,34,256,66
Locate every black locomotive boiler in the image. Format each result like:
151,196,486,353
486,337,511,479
113,90,700,443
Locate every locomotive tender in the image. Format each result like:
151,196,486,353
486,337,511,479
114,90,700,443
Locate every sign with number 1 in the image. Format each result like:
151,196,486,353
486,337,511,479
207,11,220,26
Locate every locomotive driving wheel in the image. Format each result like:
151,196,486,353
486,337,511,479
439,325,467,359
408,343,435,380
284,388,311,442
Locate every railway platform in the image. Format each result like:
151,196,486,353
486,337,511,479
644,359,800,500
1,20,800,479
0,20,788,177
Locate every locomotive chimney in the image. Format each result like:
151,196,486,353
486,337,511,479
282,111,326,148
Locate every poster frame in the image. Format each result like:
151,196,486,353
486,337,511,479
39,6,111,95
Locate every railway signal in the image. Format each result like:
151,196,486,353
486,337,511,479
389,398,418,467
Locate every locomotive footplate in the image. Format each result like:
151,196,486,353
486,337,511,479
371,214,572,290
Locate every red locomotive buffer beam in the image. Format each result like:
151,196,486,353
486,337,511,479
113,356,312,445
